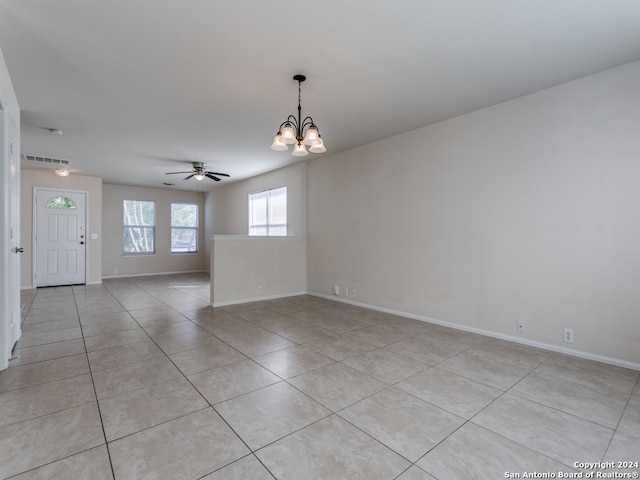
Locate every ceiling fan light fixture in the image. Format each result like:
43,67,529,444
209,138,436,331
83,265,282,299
54,168,69,177
271,74,326,155
193,172,205,181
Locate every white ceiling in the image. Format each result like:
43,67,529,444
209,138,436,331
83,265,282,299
1,0,640,192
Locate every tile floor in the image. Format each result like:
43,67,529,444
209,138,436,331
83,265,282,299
1,273,639,480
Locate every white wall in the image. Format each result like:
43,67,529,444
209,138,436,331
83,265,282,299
102,184,205,277
20,169,102,287
204,162,307,270
211,236,306,306
307,61,640,367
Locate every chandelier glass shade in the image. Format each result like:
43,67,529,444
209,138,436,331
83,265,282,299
271,74,326,156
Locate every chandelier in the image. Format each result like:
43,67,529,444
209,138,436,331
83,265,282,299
271,74,326,156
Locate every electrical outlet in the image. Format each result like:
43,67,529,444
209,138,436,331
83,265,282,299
517,320,525,333
333,285,340,295
344,287,349,297
113,267,118,274
257,286,263,294
563,328,574,344
352,289,357,298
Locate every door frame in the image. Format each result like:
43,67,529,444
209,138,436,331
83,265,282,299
33,187,89,287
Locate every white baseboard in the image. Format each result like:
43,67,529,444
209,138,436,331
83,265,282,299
309,292,640,372
212,291,307,308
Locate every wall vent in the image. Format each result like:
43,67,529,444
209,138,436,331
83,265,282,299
24,155,70,165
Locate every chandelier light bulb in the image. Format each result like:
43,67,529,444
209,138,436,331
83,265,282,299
303,126,321,146
193,173,205,181
292,142,309,156
309,136,327,153
270,133,289,151
280,124,297,144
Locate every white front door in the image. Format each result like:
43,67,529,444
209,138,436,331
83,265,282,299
35,189,87,286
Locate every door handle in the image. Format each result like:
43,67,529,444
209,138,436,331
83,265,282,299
14,247,24,253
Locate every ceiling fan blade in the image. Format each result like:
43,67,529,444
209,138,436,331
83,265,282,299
183,174,195,180
205,173,221,181
166,171,194,175
206,171,230,177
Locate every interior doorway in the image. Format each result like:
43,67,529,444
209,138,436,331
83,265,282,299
34,188,87,286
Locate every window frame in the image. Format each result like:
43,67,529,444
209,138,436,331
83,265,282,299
170,203,199,254
248,186,287,236
123,200,156,255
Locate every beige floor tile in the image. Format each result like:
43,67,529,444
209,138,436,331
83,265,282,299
81,317,141,337
221,325,297,357
536,353,638,394
473,393,613,466
467,337,552,370
169,342,246,375
10,445,113,480
617,392,640,435
288,363,386,411
263,322,336,344
396,466,437,480
79,310,134,326
256,414,410,480
0,374,95,427
109,408,248,480
99,377,208,441
509,371,628,428
188,359,281,404
421,326,487,350
152,330,221,354
11,338,86,367
603,430,640,465
342,349,428,384
345,325,413,347
18,327,83,348
395,368,502,419
87,340,165,372
306,334,378,360
84,329,149,352
201,455,273,480
0,403,104,479
434,350,529,390
92,356,182,399
339,387,464,461
0,354,89,394
142,320,204,339
253,345,335,379
216,381,331,450
417,422,571,479
384,336,463,365
22,317,80,333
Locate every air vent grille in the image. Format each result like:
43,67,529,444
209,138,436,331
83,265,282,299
24,155,70,165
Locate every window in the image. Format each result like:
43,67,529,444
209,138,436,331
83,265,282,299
171,203,198,253
249,186,287,236
123,200,155,254
46,196,77,209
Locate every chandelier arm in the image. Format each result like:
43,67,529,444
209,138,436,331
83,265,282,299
301,117,317,130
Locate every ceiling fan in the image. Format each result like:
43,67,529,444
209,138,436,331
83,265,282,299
165,162,230,182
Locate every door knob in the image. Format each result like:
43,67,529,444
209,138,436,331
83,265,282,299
14,247,24,253
80,241,84,245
